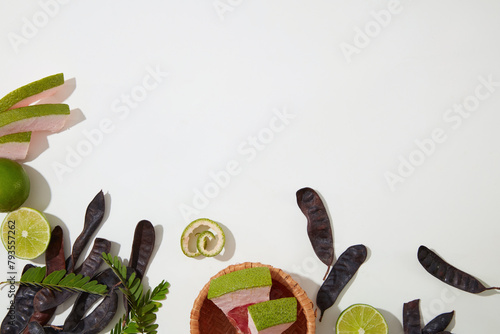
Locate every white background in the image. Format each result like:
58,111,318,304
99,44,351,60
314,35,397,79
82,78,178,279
1,1,500,333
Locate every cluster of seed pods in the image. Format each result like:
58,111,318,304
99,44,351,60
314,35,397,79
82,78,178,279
297,187,500,331
1,191,156,334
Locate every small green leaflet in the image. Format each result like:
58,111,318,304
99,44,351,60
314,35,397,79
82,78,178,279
16,266,108,295
102,253,169,334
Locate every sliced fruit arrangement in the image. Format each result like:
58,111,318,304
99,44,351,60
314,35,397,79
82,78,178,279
208,267,272,315
209,267,272,333
181,218,225,257
0,73,70,160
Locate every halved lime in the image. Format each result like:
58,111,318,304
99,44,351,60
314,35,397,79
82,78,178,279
1,207,51,259
336,304,388,334
181,218,225,257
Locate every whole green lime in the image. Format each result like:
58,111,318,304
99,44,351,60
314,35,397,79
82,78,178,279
0,158,30,212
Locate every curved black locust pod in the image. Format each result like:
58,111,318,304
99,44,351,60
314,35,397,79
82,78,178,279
66,190,106,273
316,244,367,321
63,268,126,334
123,220,156,316
129,220,156,280
1,264,41,334
25,226,66,333
403,299,421,334
33,238,111,312
66,291,118,334
296,187,334,280
418,245,500,293
422,311,454,334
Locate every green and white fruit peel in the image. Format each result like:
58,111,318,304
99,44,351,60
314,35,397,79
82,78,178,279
0,73,64,112
181,218,225,258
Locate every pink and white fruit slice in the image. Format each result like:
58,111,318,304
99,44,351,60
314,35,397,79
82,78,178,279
0,73,70,160
0,133,31,161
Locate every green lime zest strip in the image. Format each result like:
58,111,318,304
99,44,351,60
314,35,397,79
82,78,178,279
0,132,31,144
180,218,225,258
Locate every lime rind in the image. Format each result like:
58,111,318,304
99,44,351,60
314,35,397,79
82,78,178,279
196,230,217,257
181,218,225,258
0,73,64,113
336,304,388,334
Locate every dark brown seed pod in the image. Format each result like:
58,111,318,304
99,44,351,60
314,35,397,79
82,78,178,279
34,238,111,312
129,220,156,280
63,291,118,334
74,238,111,277
66,190,106,273
1,264,41,334
63,268,125,333
403,299,421,334
24,227,66,333
422,310,454,334
124,220,156,316
296,187,334,279
45,226,66,275
316,244,367,321
418,245,500,293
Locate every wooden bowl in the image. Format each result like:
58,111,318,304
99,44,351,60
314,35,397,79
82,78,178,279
190,262,316,333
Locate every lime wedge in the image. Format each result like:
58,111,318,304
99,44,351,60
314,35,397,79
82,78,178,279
1,207,51,259
336,304,388,334
181,218,225,257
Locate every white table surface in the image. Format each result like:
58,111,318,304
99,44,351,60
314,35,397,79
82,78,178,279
1,1,500,333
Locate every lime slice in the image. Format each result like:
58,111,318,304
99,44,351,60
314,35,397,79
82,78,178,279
336,304,388,334
181,218,225,257
1,207,51,259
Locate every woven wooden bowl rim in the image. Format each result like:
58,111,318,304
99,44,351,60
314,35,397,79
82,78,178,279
190,262,316,333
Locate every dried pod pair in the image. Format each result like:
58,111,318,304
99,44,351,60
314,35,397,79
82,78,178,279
296,187,368,322
403,299,454,334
